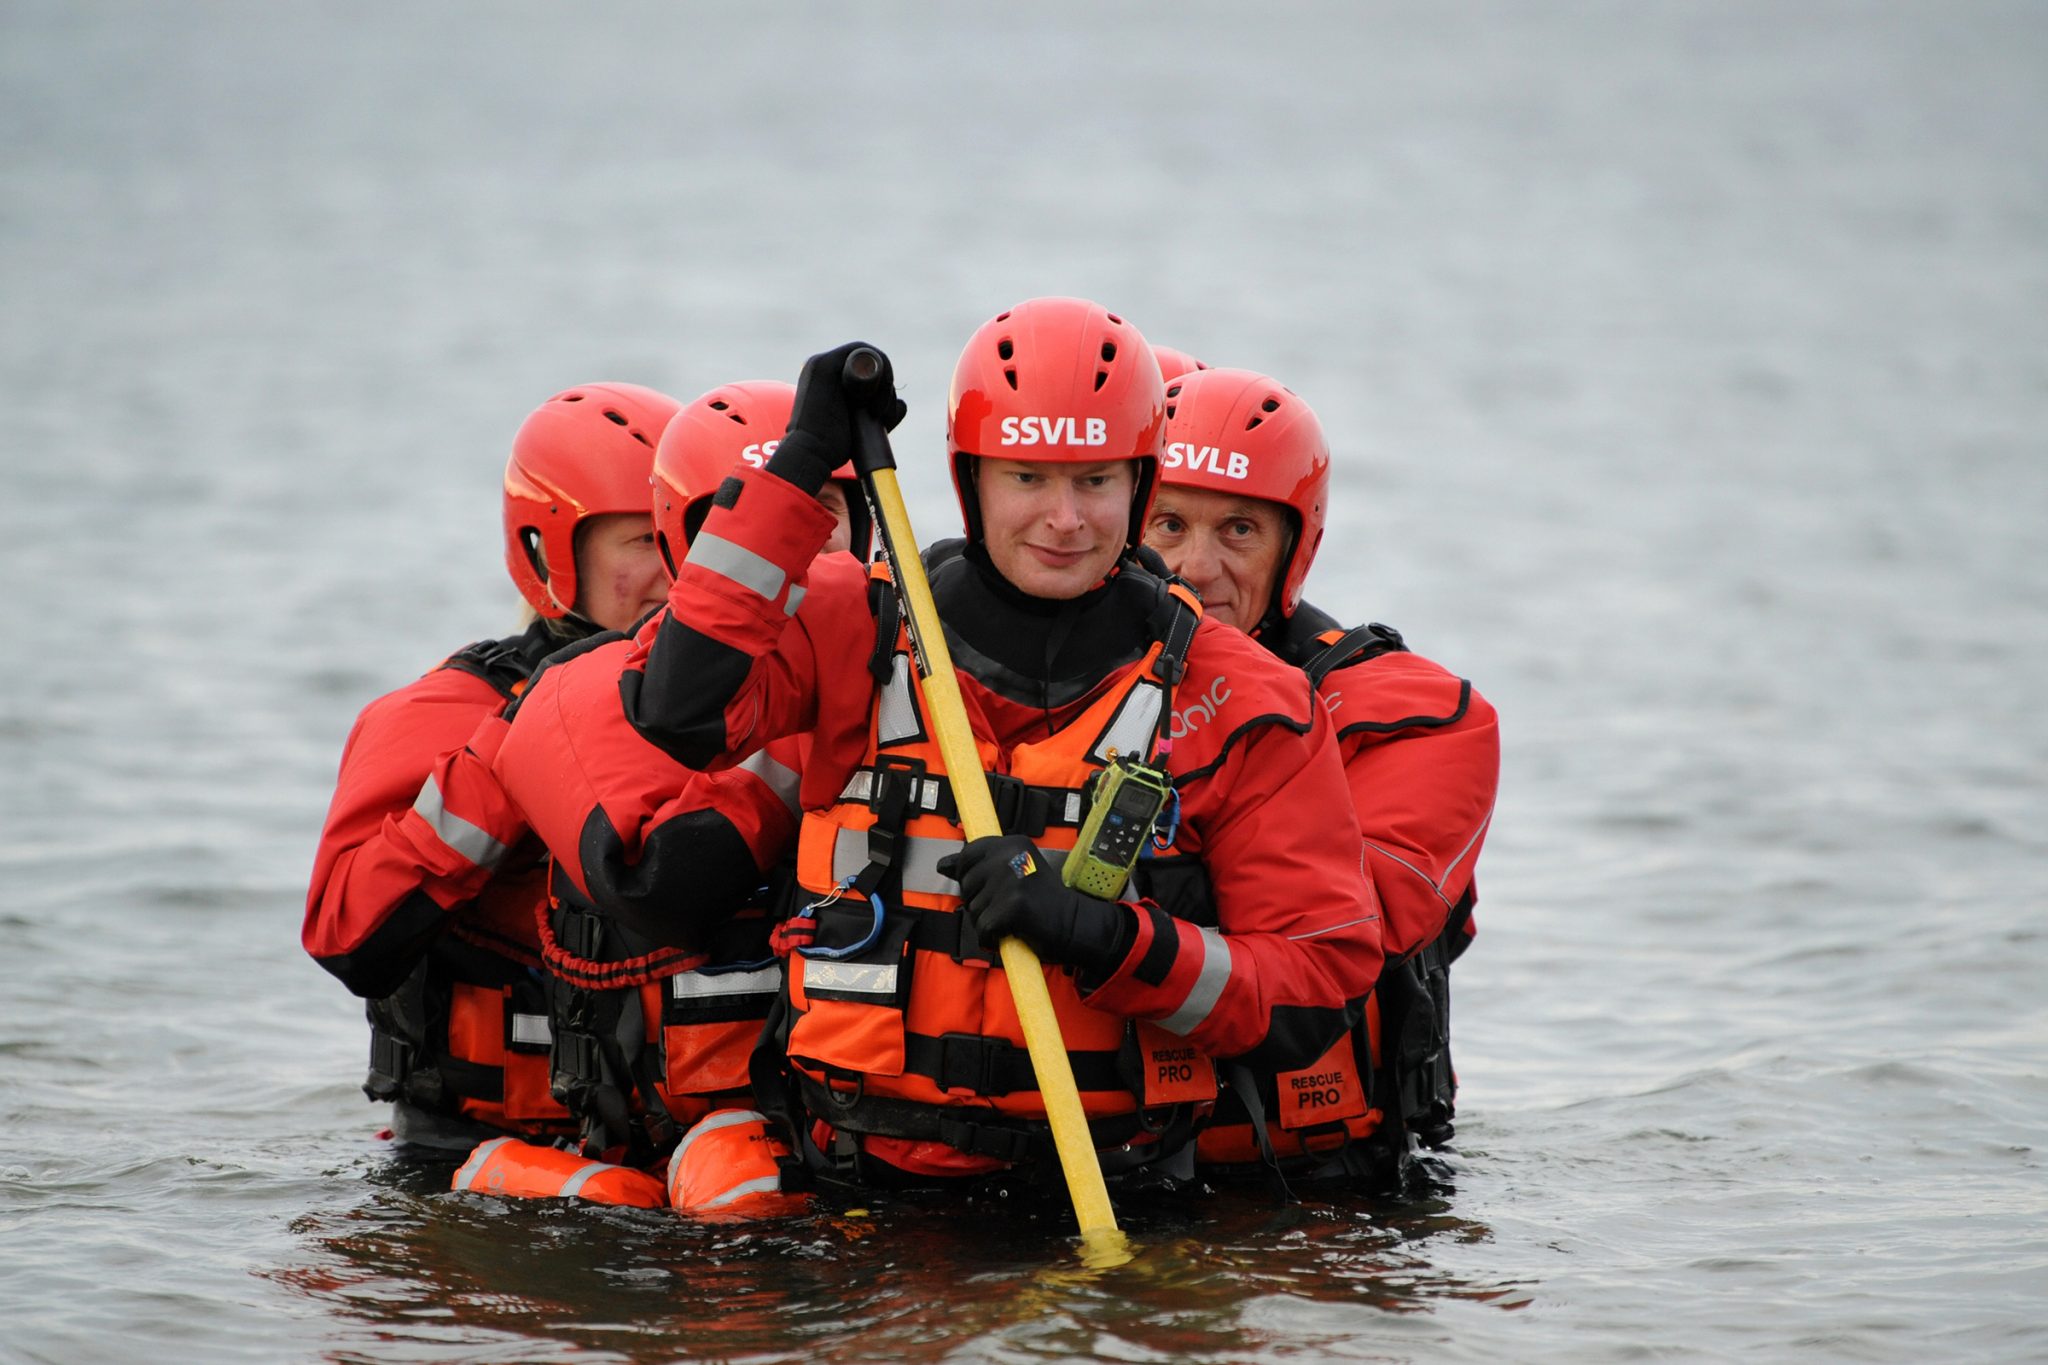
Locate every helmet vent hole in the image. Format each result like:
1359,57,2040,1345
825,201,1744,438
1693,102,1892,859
1093,371,1108,391
603,409,629,426
725,412,746,424
1100,341,1117,362
1106,312,1123,325
1165,382,1182,399
709,400,729,410
995,310,1012,322
562,395,584,403
1261,397,1281,413
631,430,652,447
997,338,1014,361
1003,367,1018,390
1164,402,1177,419
1246,415,1264,430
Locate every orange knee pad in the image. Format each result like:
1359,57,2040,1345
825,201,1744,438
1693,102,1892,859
450,1137,667,1209
667,1109,810,1218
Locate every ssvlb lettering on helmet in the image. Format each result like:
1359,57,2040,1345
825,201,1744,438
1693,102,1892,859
503,382,681,619
653,381,795,576
946,295,1167,549
654,380,871,572
1156,367,1330,619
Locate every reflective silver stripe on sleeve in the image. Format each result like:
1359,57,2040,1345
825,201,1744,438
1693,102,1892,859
412,776,509,869
878,654,921,745
508,1013,552,1047
671,965,782,1000
1156,925,1232,1036
1092,681,1164,763
739,749,803,817
556,1160,612,1199
686,532,788,603
451,1136,513,1190
671,1107,769,1168
785,585,806,617
830,827,964,897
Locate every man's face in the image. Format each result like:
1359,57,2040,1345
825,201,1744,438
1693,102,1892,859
976,458,1135,600
1144,485,1290,630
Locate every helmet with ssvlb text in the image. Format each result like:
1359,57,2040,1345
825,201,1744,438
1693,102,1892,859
1151,345,1209,383
946,296,1166,549
653,381,872,575
504,383,681,619
1156,367,1330,620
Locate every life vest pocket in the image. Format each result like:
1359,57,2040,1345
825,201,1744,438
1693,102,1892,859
787,903,917,1081
663,960,782,1097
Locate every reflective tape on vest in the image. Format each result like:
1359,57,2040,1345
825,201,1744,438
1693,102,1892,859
671,965,781,1000
1092,681,1165,764
687,532,789,605
798,957,899,998
1156,925,1231,1036
508,1012,552,1047
829,826,963,897
878,655,921,746
412,775,510,870
739,749,802,818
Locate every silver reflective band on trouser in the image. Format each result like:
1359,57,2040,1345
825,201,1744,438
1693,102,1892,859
703,1173,783,1208
509,1013,552,1047
555,1160,616,1199
800,958,899,998
739,749,802,817
1092,681,1164,763
671,1107,771,1166
1156,925,1231,1036
878,654,920,745
687,532,789,604
412,776,509,870
451,1136,514,1190
671,965,782,1000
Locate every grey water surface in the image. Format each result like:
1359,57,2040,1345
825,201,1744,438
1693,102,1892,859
3,2,2044,1360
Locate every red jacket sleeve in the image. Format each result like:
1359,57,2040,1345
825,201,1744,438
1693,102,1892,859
492,636,806,950
1083,623,1385,1070
302,666,534,997
1325,652,1500,958
623,465,877,811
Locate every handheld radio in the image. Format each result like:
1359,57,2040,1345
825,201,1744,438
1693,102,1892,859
1061,751,1175,901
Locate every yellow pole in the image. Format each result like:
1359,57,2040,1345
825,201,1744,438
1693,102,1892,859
845,353,1127,1264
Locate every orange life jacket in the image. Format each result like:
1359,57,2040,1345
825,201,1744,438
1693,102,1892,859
770,569,1216,1172
363,633,573,1141
537,874,785,1167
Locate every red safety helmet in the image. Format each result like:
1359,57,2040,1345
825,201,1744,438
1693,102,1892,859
946,296,1166,549
503,382,680,619
652,380,871,573
1152,345,1210,382
1156,367,1330,619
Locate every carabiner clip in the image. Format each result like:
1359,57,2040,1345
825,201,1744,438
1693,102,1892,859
794,877,888,961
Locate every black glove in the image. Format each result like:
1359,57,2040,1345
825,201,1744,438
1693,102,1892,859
936,834,1136,980
768,341,907,495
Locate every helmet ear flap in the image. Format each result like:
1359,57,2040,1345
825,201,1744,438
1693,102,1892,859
508,522,574,619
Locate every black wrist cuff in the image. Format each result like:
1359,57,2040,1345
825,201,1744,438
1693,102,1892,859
765,431,835,496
